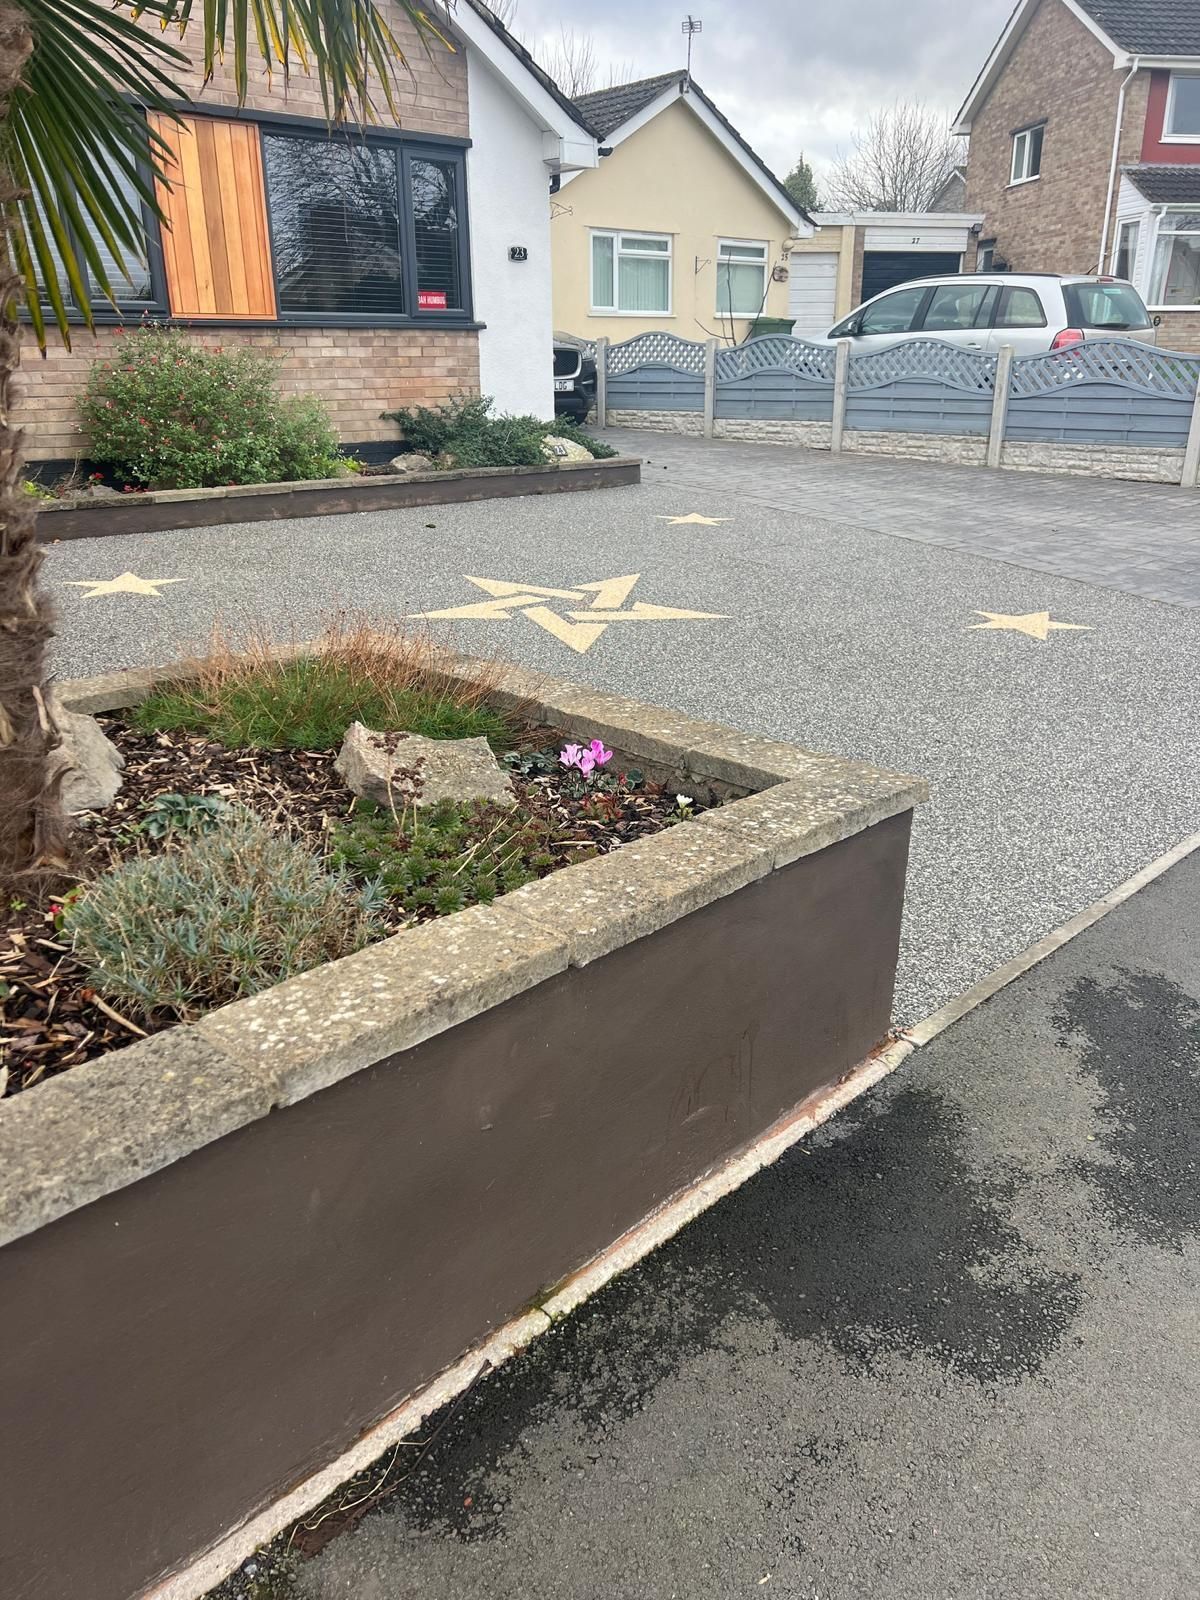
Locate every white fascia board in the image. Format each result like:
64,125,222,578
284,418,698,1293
600,81,810,235
818,211,986,225
952,0,1123,133
454,4,598,170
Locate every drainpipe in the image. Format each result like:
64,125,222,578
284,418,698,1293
1099,57,1140,272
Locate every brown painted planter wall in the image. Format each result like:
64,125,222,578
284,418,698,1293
36,456,641,543
0,815,909,1600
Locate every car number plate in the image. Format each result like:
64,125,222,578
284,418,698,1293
554,378,573,391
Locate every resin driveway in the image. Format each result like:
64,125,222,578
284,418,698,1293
46,442,1200,1025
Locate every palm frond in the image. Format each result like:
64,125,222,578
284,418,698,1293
6,0,453,347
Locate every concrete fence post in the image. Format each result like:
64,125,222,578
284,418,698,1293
987,345,1015,471
1182,369,1200,489
703,338,719,438
830,339,851,454
594,337,609,430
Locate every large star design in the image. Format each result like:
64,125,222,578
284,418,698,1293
656,513,731,525
413,574,726,654
65,571,184,598
968,609,1091,641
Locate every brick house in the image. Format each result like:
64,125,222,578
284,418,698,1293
953,0,1200,350
21,1,598,466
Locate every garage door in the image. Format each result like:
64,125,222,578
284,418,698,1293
787,252,838,335
861,250,962,301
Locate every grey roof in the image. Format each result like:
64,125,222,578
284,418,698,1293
1075,0,1200,54
573,73,686,139
1126,163,1200,202
573,71,810,224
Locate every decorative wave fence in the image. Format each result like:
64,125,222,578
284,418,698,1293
582,330,1200,484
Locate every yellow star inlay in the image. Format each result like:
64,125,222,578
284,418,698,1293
968,610,1091,642
413,574,726,654
65,571,184,598
656,513,731,525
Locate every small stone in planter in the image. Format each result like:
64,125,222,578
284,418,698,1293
540,435,593,464
336,722,516,810
386,452,436,476
46,693,125,813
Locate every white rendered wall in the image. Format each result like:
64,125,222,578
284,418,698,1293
466,50,555,418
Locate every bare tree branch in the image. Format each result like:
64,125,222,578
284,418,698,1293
824,101,965,213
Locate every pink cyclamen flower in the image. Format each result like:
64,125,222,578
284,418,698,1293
578,750,596,776
589,740,613,766
559,743,584,769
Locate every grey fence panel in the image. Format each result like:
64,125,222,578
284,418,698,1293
1010,339,1200,400
1005,386,1196,446
715,371,834,420
716,337,836,383
606,365,705,412
607,332,707,377
845,380,994,436
848,339,997,393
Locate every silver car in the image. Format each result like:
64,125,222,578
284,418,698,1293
823,273,1157,355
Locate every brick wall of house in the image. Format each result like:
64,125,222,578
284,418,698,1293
964,0,1150,275
20,328,479,464
20,2,475,465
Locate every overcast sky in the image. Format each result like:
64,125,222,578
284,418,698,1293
505,0,1013,183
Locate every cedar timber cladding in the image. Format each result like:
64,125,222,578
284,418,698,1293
150,114,277,318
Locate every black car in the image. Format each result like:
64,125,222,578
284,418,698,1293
553,340,596,422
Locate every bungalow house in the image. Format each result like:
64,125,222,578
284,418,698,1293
953,0,1200,351
551,72,813,343
21,0,599,467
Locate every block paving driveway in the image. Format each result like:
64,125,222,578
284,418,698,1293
41,434,1200,1599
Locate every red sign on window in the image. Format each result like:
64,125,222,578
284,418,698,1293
418,289,448,310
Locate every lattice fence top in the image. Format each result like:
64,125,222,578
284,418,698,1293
848,339,997,392
716,337,836,383
606,332,707,376
1010,338,1200,398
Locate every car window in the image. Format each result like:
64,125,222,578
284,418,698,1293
858,285,929,336
1063,282,1152,330
921,282,996,331
995,286,1047,328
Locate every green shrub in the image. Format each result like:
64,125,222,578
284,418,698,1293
79,330,342,489
382,394,615,468
64,810,386,1021
329,796,582,918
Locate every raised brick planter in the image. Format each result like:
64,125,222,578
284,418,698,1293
0,660,925,1600
35,455,641,542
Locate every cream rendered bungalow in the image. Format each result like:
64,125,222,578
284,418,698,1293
551,71,813,344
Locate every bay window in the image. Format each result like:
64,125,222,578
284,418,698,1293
1150,211,1200,306
590,230,672,314
716,238,768,316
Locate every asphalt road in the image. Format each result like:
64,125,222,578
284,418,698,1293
296,845,1200,1600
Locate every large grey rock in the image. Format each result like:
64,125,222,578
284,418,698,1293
540,434,593,464
386,452,435,476
47,692,125,813
335,723,515,810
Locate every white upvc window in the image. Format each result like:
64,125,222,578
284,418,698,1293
1164,73,1200,141
716,237,769,317
590,229,672,315
1112,218,1141,280
1149,209,1200,307
1009,123,1044,184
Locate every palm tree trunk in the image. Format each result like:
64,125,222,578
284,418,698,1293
0,3,69,888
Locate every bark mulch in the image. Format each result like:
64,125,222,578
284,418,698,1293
1,722,692,1099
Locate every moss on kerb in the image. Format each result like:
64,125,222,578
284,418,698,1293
0,657,927,1251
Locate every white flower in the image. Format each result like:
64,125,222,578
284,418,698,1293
675,794,693,808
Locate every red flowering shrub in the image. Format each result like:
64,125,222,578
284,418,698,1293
79,329,341,489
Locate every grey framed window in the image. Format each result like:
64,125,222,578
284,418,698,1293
262,129,471,323
33,159,167,318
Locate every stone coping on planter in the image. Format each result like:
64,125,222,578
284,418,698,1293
34,456,642,541
0,659,927,1249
